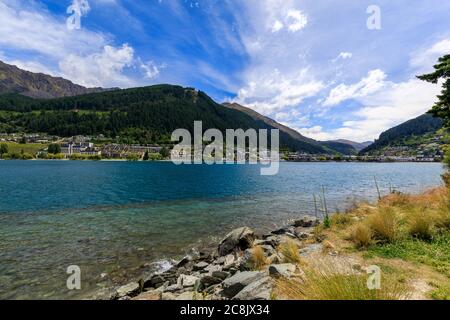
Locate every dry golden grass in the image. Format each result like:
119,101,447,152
278,239,302,264
351,223,373,248
250,246,268,270
366,207,401,243
331,213,353,227
275,264,409,300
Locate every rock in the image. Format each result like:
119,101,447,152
143,274,165,289
193,261,209,271
165,283,183,293
239,249,255,271
268,264,296,278
177,255,193,268
211,271,230,280
204,264,222,274
260,245,276,256
161,292,177,300
232,276,272,300
271,226,295,235
115,282,141,299
221,271,265,298
218,227,256,256
266,254,280,265
200,276,223,288
177,274,199,288
132,290,162,300
293,216,319,228
175,291,195,300
294,227,311,240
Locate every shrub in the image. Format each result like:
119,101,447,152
351,224,373,248
331,213,353,227
367,207,401,243
278,240,302,264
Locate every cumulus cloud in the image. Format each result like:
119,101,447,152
410,39,450,73
323,69,387,107
59,44,135,88
286,9,308,32
234,69,324,114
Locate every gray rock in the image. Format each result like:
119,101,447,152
293,216,319,228
300,243,323,256
115,282,140,298
221,271,265,298
218,227,255,256
200,275,223,288
177,255,193,268
177,274,199,288
204,264,222,274
212,271,230,280
193,261,209,271
232,276,272,300
165,283,183,293
268,263,296,278
271,226,295,235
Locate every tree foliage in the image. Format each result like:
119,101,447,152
418,54,450,128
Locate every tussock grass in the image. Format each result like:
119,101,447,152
275,264,409,300
331,213,353,227
278,240,302,264
367,207,401,243
351,224,373,248
407,210,435,240
250,246,268,270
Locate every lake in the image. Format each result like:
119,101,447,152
0,161,445,299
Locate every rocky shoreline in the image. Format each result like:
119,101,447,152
105,216,321,301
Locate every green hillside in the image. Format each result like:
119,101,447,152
0,85,332,153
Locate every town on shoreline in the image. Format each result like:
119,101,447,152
0,133,444,163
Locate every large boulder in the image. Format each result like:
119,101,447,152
221,271,265,298
232,277,272,300
218,227,256,256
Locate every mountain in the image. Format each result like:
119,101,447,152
0,60,104,99
0,85,336,153
328,139,373,152
223,102,357,155
360,113,444,154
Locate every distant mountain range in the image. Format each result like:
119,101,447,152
2,60,443,157
0,61,105,99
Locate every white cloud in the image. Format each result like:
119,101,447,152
286,9,308,32
336,52,353,60
140,60,162,80
271,20,284,33
410,39,450,73
323,69,387,107
59,44,135,88
234,69,324,114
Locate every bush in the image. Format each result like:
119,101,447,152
351,224,373,248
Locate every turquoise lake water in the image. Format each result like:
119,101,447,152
0,161,445,299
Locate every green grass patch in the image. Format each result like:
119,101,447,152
364,232,450,275
3,142,47,155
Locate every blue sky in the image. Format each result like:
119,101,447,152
0,0,449,142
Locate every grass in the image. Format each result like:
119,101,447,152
275,264,409,300
2,142,47,156
351,223,373,248
249,246,268,270
366,207,401,243
278,240,302,264
365,232,450,276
